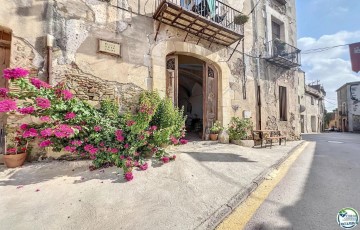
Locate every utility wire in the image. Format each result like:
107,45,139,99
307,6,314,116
248,0,262,16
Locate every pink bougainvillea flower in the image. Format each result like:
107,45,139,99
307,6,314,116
180,139,188,145
162,157,170,163
40,116,51,122
170,136,179,145
39,140,52,147
18,106,35,115
99,142,105,147
0,88,9,97
71,140,83,146
124,143,129,149
36,97,51,109
134,152,140,156
126,120,136,127
139,163,148,171
150,125,157,131
3,68,29,80
73,125,82,131
64,146,77,152
120,155,125,160
64,112,76,120
53,124,74,138
94,126,102,132
40,128,52,137
6,148,17,154
115,130,124,142
88,147,98,155
125,160,133,168
20,123,28,130
61,90,73,100
30,78,51,89
171,155,176,160
124,172,134,181
23,128,38,138
0,99,17,112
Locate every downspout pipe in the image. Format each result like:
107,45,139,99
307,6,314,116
46,0,54,85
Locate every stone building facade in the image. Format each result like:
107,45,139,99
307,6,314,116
301,84,325,133
336,81,360,132
0,0,302,147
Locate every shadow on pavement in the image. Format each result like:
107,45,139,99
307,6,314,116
0,161,126,186
185,151,257,163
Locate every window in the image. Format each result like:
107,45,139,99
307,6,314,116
311,96,314,105
279,86,287,121
272,21,281,40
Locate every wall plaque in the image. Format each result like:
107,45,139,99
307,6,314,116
98,39,121,57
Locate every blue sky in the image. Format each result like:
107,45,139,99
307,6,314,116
296,0,360,110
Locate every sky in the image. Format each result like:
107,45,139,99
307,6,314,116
296,0,360,111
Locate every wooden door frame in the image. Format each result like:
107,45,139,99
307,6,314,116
167,54,218,140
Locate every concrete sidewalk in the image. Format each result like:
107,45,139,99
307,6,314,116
0,140,303,230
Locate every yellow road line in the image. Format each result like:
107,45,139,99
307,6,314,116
216,142,309,230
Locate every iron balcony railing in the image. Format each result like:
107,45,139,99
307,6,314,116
265,39,301,68
154,0,244,36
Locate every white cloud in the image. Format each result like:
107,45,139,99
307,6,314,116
298,31,360,111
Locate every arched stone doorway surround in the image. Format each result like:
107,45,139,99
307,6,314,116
151,41,232,127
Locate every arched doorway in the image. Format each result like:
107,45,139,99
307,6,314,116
165,54,218,139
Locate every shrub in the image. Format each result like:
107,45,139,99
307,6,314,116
1,67,187,181
210,120,223,134
228,117,253,140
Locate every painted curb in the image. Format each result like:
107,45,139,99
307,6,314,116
195,140,307,230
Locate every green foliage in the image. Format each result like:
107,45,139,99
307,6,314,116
6,72,187,180
228,117,253,140
210,120,223,134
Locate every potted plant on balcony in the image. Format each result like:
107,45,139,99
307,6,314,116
234,14,249,25
209,120,223,141
273,38,286,56
3,138,29,168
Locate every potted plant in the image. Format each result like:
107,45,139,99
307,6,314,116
234,14,249,25
209,121,223,141
3,139,29,168
228,117,253,146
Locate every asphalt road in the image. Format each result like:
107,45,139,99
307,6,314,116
245,133,360,230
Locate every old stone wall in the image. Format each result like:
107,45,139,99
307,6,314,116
1,0,302,146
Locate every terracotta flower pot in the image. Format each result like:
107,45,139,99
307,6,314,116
209,133,218,141
3,152,27,168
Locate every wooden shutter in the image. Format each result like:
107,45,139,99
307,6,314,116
279,86,287,121
203,63,218,137
166,55,178,106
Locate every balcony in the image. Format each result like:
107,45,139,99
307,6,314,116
265,39,301,69
267,0,287,14
154,0,244,46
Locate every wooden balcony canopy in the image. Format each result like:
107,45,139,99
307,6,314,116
153,0,244,46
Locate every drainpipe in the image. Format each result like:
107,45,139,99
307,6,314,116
46,0,54,85
46,34,54,85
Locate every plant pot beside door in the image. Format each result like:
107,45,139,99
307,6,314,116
209,121,223,141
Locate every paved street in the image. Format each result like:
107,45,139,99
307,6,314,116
0,141,302,230
245,133,360,230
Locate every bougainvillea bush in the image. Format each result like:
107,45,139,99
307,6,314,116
0,68,187,181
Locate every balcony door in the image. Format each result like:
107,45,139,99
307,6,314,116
166,54,218,139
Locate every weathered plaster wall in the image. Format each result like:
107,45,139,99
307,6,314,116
1,0,302,147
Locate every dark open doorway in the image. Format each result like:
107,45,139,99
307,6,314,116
178,55,204,139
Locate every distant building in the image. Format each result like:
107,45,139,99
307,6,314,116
336,81,360,132
298,72,326,133
327,109,338,130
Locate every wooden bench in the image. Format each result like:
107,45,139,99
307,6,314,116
252,130,286,148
